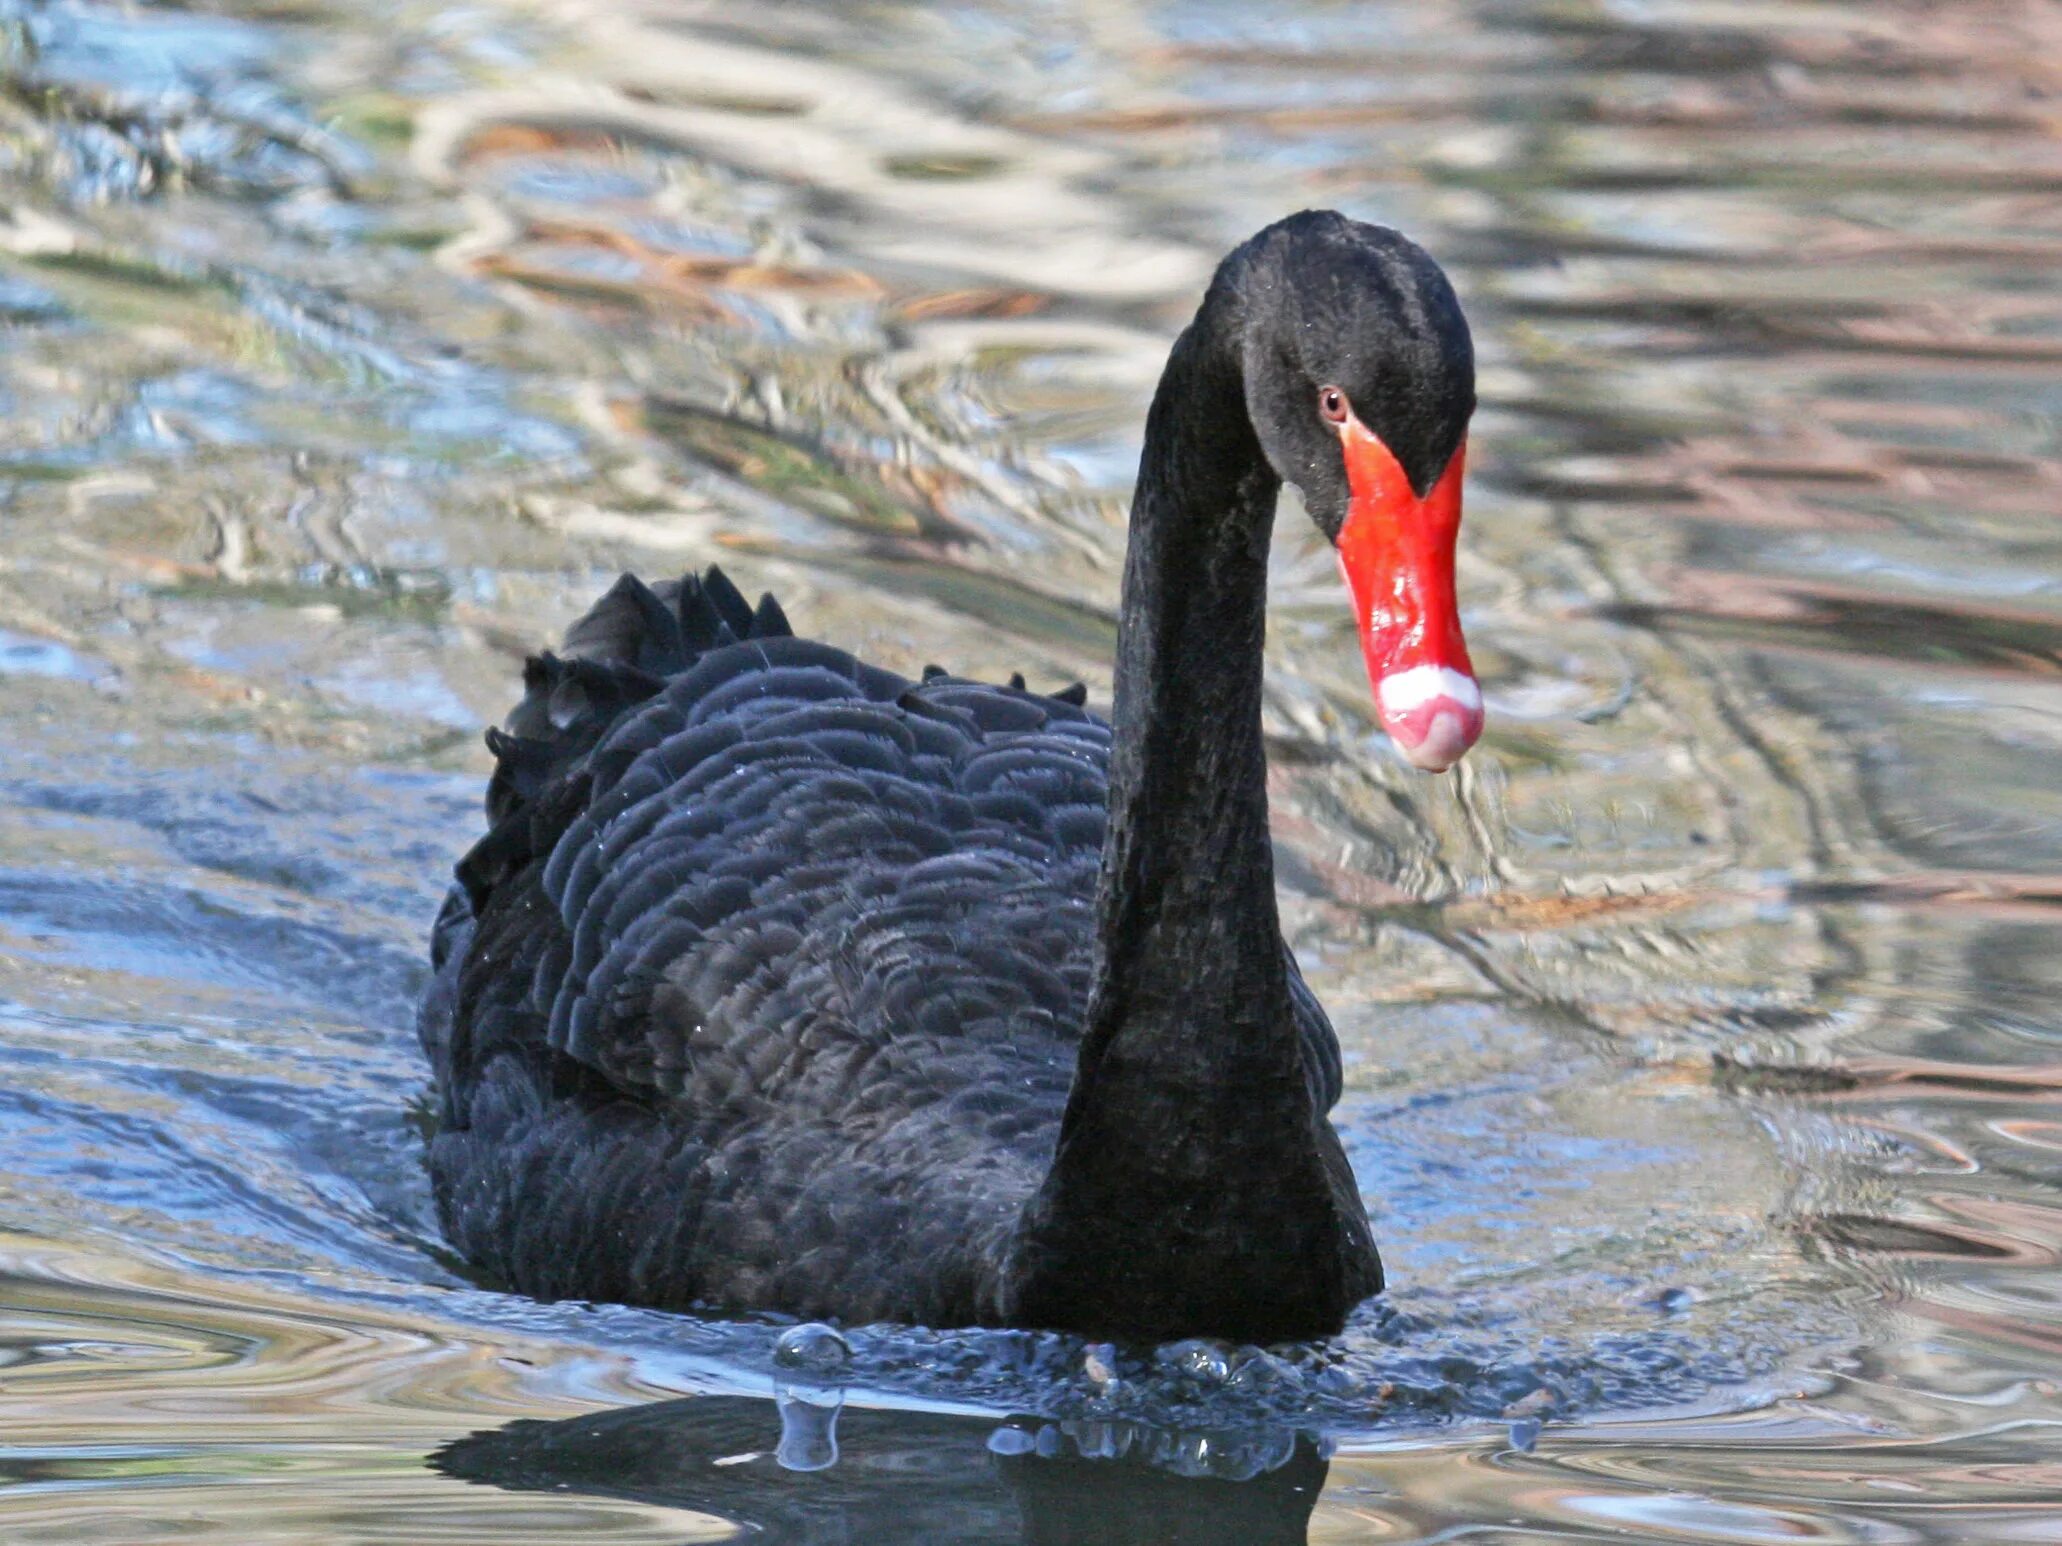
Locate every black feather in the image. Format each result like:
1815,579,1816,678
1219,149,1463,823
619,574,688,674
702,565,756,639
675,576,738,654
751,592,792,639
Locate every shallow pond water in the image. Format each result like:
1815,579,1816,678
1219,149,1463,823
1,0,2059,1539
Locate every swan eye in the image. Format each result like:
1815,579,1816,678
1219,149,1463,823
1318,385,1350,424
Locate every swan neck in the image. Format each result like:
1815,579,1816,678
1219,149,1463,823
1062,300,1311,1127
994,307,1376,1342
1092,312,1289,1035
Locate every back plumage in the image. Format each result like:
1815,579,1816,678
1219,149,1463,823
419,569,1112,1324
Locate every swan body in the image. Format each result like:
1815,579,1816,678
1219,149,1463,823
421,211,1479,1343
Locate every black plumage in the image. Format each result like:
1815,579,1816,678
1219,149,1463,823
419,211,1477,1344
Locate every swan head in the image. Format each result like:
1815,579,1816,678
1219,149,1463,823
1231,211,1481,773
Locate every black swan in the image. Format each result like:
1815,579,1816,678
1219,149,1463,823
420,210,1479,1345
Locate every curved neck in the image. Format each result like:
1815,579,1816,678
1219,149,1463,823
1086,317,1290,1060
1001,297,1374,1344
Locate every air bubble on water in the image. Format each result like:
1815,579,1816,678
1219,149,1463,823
1226,1349,1301,1396
1157,1338,1231,1386
1312,1363,1365,1398
986,1424,1038,1457
773,1321,852,1373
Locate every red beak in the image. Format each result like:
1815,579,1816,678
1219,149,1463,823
1335,422,1481,772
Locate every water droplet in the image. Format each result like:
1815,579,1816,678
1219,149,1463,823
1227,1349,1301,1395
986,1425,1037,1456
1165,1431,1229,1478
1082,1341,1119,1390
1207,1430,1298,1482
1157,1338,1230,1385
1061,1419,1119,1459
1313,1363,1365,1398
775,1394,841,1473
773,1321,852,1373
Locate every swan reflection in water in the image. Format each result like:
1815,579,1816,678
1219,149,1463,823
434,1390,1327,1545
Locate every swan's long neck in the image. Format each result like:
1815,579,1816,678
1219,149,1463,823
1001,305,1376,1344
1087,320,1292,1066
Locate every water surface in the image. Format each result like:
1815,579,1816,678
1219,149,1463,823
1,0,2059,1539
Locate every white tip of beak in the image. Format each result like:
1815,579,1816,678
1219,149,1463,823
1400,708,1476,772
1377,666,1484,773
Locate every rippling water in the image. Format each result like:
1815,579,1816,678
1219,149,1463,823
1,0,2059,1539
